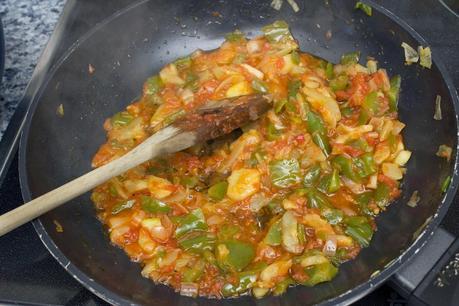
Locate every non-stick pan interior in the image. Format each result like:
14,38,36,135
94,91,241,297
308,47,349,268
20,0,458,305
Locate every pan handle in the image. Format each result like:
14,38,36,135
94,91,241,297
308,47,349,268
390,226,459,305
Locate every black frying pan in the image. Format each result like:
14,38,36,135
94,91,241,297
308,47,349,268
18,0,459,305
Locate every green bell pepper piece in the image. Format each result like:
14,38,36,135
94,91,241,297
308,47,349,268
344,216,373,247
288,79,302,100
178,233,216,253
325,62,334,79
274,99,288,113
329,75,349,92
321,207,344,225
264,219,282,246
332,155,360,182
306,111,331,156
182,260,205,282
111,111,134,127
144,75,164,95
291,51,300,64
163,109,186,126
216,240,255,272
340,51,360,65
318,169,340,194
184,72,199,92
217,224,241,241
208,181,228,201
303,164,322,187
111,199,135,215
174,56,192,69
355,191,375,216
221,263,267,297
252,78,269,93
306,189,331,210
374,182,390,208
298,223,307,244
267,199,285,215
267,123,282,141
141,196,171,213
441,175,452,193
312,132,331,157
269,159,301,188
354,153,377,178
358,109,370,125
273,277,295,296
355,2,372,16
225,29,245,42
302,262,338,286
181,176,199,188
262,20,292,43
341,106,353,118
306,111,327,135
362,91,379,115
328,169,341,193
173,208,208,237
388,75,401,112
203,250,217,265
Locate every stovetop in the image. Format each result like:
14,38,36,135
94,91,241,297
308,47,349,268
1,1,459,305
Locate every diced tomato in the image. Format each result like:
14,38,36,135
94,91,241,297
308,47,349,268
377,174,397,189
348,73,370,106
335,90,350,101
295,134,305,143
291,264,309,282
370,69,390,91
364,133,380,147
333,143,363,157
275,57,285,69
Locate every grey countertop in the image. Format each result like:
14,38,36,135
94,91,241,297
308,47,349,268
0,0,66,140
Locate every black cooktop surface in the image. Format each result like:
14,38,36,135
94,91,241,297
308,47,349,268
1,1,459,305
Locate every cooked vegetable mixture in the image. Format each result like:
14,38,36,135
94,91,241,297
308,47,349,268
91,21,410,298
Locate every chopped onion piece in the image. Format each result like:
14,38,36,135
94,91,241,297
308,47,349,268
249,193,270,212
341,176,365,194
436,144,452,162
287,0,300,12
56,104,64,117
270,0,283,10
180,282,198,297
322,238,337,257
366,174,378,189
401,42,419,65
281,211,303,254
382,163,403,180
367,59,378,74
247,39,262,54
394,150,412,166
240,63,264,79
253,287,270,298
418,46,432,69
407,190,420,208
434,94,442,120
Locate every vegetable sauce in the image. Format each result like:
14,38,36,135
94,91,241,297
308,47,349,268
91,21,410,298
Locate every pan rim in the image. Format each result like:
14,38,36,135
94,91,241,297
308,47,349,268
18,1,459,305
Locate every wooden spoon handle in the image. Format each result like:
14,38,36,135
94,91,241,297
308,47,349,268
0,126,194,237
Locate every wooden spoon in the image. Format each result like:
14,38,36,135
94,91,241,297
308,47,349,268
0,94,271,236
